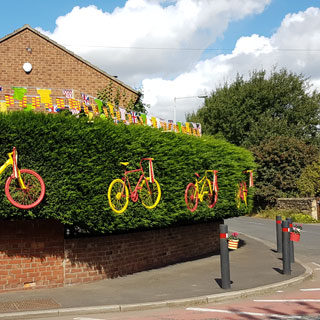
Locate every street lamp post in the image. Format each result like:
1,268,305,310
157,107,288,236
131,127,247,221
173,95,207,123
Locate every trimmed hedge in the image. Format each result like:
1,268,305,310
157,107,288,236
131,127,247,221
0,112,255,234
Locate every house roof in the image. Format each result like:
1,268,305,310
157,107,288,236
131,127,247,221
0,24,139,96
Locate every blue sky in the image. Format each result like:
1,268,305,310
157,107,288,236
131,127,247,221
1,0,318,52
1,0,320,121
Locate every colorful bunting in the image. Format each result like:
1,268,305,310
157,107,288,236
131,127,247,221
94,99,103,114
32,97,41,109
0,101,7,112
37,89,52,104
63,89,74,99
12,87,27,101
19,97,28,108
5,95,14,107
2,85,202,137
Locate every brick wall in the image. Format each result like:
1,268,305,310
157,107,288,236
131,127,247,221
0,27,138,108
64,221,220,285
0,220,220,292
0,220,64,292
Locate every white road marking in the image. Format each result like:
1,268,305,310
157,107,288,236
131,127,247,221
254,299,320,302
312,262,320,267
186,307,303,319
300,288,320,291
74,318,104,320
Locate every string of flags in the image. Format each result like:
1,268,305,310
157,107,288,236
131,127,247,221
0,86,202,136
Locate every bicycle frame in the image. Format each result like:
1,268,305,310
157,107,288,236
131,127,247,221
194,170,218,201
122,158,154,200
0,148,26,189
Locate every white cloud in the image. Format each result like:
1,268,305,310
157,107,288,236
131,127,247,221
36,1,320,123
37,0,270,88
143,6,320,121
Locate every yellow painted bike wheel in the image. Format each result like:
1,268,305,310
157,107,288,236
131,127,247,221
140,177,161,209
108,178,129,214
235,183,247,209
235,183,241,209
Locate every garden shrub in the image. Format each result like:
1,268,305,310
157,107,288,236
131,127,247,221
0,112,255,234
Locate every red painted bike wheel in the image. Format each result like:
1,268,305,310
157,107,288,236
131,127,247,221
5,169,45,209
204,179,218,208
185,183,198,212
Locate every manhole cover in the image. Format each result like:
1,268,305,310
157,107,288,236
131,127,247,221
0,298,60,313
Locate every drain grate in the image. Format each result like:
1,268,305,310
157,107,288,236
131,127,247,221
0,298,60,313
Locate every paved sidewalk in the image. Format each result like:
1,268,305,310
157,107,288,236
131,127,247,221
0,234,311,319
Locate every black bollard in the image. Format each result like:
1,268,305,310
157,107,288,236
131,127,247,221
286,217,294,263
282,220,291,275
276,215,282,252
219,224,231,289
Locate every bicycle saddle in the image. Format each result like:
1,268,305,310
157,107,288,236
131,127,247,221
195,172,200,178
120,162,129,166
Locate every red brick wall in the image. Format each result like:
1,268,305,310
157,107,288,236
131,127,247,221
0,220,64,292
0,27,138,108
64,222,220,285
0,220,220,292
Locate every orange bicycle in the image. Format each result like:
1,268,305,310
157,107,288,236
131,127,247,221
185,170,218,212
235,170,253,209
107,158,161,214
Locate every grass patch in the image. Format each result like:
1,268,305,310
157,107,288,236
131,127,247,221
249,209,319,223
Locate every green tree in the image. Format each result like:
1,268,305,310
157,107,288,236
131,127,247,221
250,136,319,208
297,159,320,197
187,68,320,147
127,89,149,114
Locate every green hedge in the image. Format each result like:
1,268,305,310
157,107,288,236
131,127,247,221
0,112,255,234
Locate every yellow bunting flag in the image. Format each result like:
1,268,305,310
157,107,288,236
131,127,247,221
103,107,109,117
19,97,28,108
107,102,114,117
185,122,190,134
0,101,7,112
56,98,65,110
151,116,157,128
32,97,41,109
116,111,121,122
83,102,89,114
76,100,81,111
5,95,14,107
37,89,52,104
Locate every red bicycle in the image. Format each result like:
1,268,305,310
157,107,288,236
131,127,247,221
185,170,218,212
107,158,161,214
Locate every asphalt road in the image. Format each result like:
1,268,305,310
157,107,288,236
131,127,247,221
225,216,320,264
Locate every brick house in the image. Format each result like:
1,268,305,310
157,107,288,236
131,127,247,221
0,26,218,293
0,25,139,111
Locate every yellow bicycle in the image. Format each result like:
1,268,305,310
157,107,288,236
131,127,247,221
185,170,218,212
108,158,161,214
0,147,45,209
235,170,254,209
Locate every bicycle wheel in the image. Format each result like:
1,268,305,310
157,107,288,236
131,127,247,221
108,179,129,214
242,182,248,207
140,177,161,209
185,183,198,212
203,179,218,208
235,183,242,209
5,169,45,209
